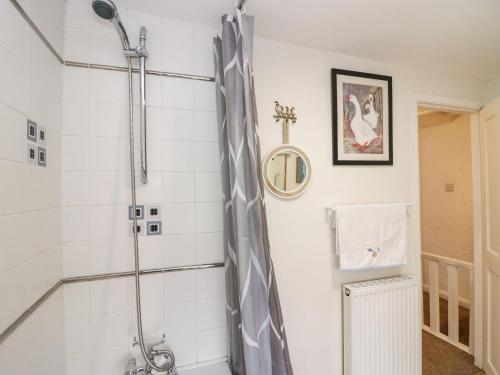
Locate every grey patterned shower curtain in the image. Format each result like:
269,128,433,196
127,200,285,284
213,11,294,375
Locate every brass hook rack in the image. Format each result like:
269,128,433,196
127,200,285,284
273,100,297,144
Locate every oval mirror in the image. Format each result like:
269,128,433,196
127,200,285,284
263,145,312,199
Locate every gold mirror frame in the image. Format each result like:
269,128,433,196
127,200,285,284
262,145,312,199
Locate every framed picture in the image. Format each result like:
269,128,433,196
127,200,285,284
331,68,393,165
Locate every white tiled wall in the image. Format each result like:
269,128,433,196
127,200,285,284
62,1,226,373
0,0,65,373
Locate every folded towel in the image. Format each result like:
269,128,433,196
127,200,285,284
335,203,407,270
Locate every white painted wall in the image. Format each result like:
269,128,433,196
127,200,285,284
485,77,500,104
0,0,65,373
252,37,485,375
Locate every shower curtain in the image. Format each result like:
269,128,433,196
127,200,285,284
213,10,294,375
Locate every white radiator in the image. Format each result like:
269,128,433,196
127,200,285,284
343,275,419,375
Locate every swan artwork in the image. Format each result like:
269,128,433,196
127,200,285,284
347,94,378,152
363,93,380,130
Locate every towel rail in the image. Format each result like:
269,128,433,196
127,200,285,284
326,203,414,228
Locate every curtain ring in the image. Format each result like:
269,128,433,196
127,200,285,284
235,0,247,13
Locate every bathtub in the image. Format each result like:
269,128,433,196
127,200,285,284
177,361,231,375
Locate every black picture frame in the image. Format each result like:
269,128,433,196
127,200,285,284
331,68,393,165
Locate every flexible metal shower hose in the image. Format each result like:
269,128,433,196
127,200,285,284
127,57,176,374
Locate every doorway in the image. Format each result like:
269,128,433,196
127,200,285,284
418,107,484,375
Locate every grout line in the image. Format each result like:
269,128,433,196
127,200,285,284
0,205,61,218
0,156,61,171
0,98,63,136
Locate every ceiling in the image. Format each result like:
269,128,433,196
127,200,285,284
123,0,500,80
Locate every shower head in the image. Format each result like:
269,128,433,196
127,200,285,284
91,0,131,51
91,0,117,20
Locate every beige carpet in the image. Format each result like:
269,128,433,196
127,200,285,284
422,330,484,375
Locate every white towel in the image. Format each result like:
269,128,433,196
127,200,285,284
335,203,407,271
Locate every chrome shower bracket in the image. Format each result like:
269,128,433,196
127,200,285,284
124,26,149,184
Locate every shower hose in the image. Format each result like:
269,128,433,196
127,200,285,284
126,57,176,374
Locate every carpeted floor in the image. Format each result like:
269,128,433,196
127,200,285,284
422,330,484,375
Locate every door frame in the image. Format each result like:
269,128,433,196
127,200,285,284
412,94,484,368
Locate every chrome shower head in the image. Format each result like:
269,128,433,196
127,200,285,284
91,0,117,20
91,0,131,51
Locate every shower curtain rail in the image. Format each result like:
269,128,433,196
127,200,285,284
0,262,224,344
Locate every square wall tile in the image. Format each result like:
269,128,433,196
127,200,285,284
62,171,89,206
87,171,129,205
194,81,216,111
62,136,89,171
135,171,163,204
89,69,128,105
63,101,89,136
167,333,196,367
64,282,90,318
162,203,195,235
65,316,91,353
196,298,226,331
194,110,218,142
196,268,225,300
87,137,129,171
163,140,194,172
195,202,223,233
90,311,129,349
162,77,194,110
0,103,27,163
131,273,163,308
89,238,133,275
163,172,195,203
90,29,125,67
88,205,129,240
161,17,194,45
64,27,90,63
63,206,89,242
65,0,90,30
194,141,220,172
164,109,194,140
163,234,196,267
63,67,89,102
63,241,91,277
163,271,196,303
90,345,129,375
137,235,163,270
128,305,164,342
90,278,129,315
196,328,226,362
161,42,194,75
88,102,128,138
126,10,161,41
0,160,28,216
194,25,218,77
165,301,196,335
65,351,91,375
195,172,222,202
0,213,29,275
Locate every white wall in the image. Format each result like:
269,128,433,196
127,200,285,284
61,1,226,373
252,38,485,375
485,77,500,104
0,0,65,373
